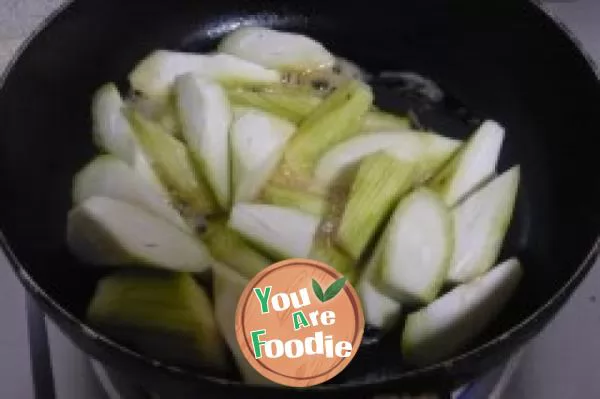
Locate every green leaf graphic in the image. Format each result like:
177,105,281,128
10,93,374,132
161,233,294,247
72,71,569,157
323,277,347,302
312,279,325,302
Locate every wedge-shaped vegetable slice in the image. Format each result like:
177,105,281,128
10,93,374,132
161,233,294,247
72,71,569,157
92,84,167,189
218,26,335,71
361,111,411,132
92,83,137,163
72,155,190,233
402,258,523,365
418,132,463,182
299,80,364,131
227,86,321,123
274,80,373,185
228,85,409,131
336,152,415,260
213,272,277,385
202,218,272,279
314,132,421,190
128,91,182,136
261,185,327,216
259,89,322,119
373,188,453,304
308,240,356,282
359,278,403,330
447,166,520,284
229,203,320,259
129,51,281,99
67,197,213,272
175,74,232,209
126,109,219,215
87,271,227,370
430,120,505,207
228,89,302,123
314,131,460,191
358,244,403,330
230,107,296,202
155,95,182,136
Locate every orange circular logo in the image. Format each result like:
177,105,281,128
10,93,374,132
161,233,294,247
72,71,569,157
235,258,364,387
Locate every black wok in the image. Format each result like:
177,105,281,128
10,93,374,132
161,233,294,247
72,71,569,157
0,0,598,397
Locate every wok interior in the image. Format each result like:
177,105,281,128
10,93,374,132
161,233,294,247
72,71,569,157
0,0,598,386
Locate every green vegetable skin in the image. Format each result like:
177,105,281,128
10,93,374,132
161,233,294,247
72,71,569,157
402,258,523,365
125,109,219,215
87,271,228,370
272,80,374,187
372,188,453,304
313,131,460,191
67,197,214,273
336,152,415,260
261,185,327,216
227,86,321,124
447,166,520,284
202,219,272,278
175,73,232,209
227,85,410,131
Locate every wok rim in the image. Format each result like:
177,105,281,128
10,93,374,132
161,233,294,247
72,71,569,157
0,0,599,393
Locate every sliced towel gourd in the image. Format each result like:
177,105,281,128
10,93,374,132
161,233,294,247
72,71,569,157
314,131,460,191
125,109,219,215
402,258,523,365
335,152,416,260
261,185,327,217
87,271,227,370
227,86,319,124
218,26,335,71
273,80,373,187
67,197,213,273
227,84,409,131
371,188,453,304
72,155,190,233
229,106,296,203
91,83,166,192
308,240,356,283
430,120,505,207
91,83,138,164
213,271,277,385
175,74,232,209
129,50,281,100
202,218,272,279
358,243,402,330
361,111,411,132
228,203,320,260
447,166,520,284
